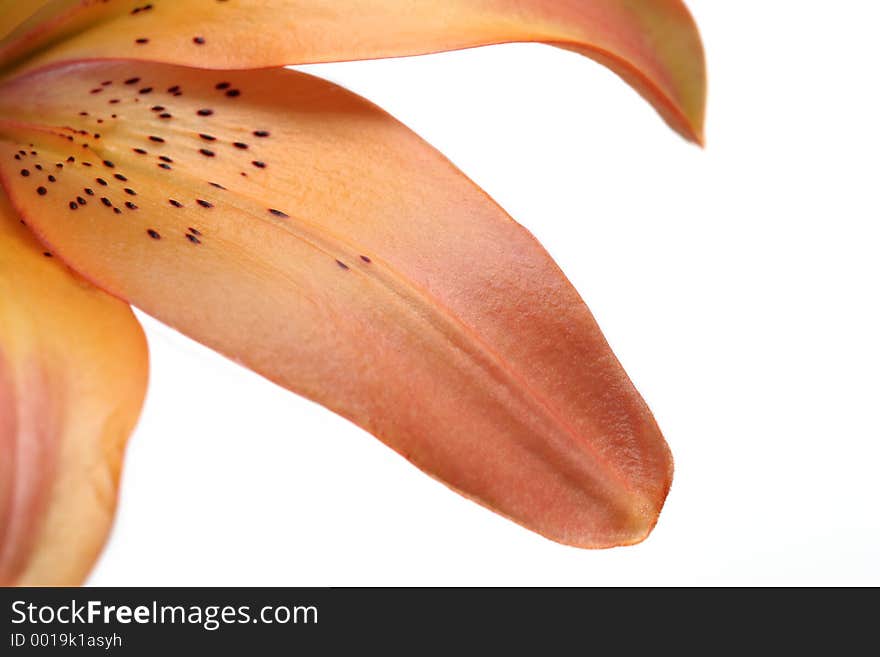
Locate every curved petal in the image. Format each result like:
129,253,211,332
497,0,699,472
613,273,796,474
0,61,671,548
0,0,706,143
0,191,148,586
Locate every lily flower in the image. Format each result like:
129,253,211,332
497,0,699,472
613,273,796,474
0,0,705,586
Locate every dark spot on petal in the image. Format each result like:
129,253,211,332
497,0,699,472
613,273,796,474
159,156,173,163
147,229,161,240
19,169,29,177
139,87,153,94
114,173,128,182
336,260,349,270
167,85,181,93
84,188,94,196
37,186,47,196
196,199,213,208
169,199,183,208
360,255,372,263
48,175,56,183
67,156,75,163
233,142,248,150
216,82,230,90
269,209,289,218
103,160,115,168
149,136,165,143
34,164,42,171
114,207,122,215
193,36,206,45
124,188,136,196
101,197,112,207
197,109,214,116
158,163,172,170
76,196,87,206
200,149,215,157
199,133,216,141
125,77,141,85
159,113,172,119
97,178,108,186
225,89,241,98
133,148,148,154
43,252,52,258
252,161,266,168
151,105,165,112
253,130,270,138
69,201,78,210
125,201,138,210
186,234,202,245
188,227,202,236
135,38,149,44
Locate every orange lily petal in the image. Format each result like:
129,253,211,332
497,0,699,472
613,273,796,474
0,1,52,41
0,61,671,548
0,0,706,143
0,190,148,585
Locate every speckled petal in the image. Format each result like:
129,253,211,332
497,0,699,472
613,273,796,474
0,0,706,143
0,62,672,548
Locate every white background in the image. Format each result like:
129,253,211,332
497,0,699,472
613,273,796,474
89,1,880,586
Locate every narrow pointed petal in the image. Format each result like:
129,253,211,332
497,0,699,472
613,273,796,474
0,0,706,143
0,192,148,586
0,62,671,547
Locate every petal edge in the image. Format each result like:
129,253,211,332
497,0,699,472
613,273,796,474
0,191,148,586
0,0,706,142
